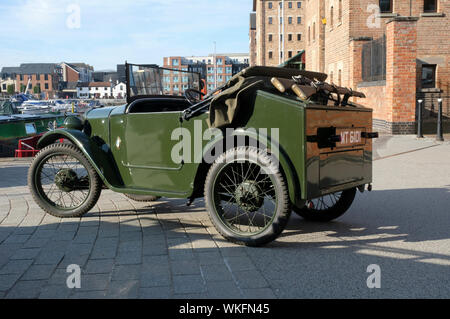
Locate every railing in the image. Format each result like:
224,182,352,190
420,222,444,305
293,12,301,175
361,35,386,82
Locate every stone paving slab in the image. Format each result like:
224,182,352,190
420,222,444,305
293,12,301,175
0,137,449,298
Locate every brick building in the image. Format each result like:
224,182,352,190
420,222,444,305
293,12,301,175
14,64,62,98
252,0,306,67
251,0,449,134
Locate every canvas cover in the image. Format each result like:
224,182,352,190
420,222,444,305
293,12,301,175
207,66,327,128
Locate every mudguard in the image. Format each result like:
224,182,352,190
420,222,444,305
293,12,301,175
201,128,304,208
37,129,123,188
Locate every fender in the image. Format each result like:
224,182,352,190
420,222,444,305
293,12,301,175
201,128,304,207
37,129,123,188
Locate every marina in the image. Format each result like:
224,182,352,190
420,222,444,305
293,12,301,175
0,97,123,157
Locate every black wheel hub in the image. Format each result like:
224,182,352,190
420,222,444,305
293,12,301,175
54,169,78,192
234,181,264,212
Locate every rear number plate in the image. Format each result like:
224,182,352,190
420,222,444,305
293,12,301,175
338,128,364,147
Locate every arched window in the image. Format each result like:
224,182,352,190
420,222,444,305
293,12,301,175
308,26,311,43
313,22,316,40
330,6,334,28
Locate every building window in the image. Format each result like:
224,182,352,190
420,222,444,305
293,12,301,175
379,0,392,13
338,69,342,86
423,0,437,12
280,17,283,24
269,51,273,59
288,17,293,24
45,83,49,90
288,34,293,41
330,71,334,83
280,34,283,42
288,51,293,58
269,17,273,24
308,26,311,43
297,2,302,8
313,22,316,40
172,59,179,66
268,2,272,9
44,74,49,81
280,51,283,59
269,34,273,42
421,64,436,88
330,6,334,27
297,33,302,41
288,2,292,9
297,16,302,24
217,58,223,64
339,0,343,22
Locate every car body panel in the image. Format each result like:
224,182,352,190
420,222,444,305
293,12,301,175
37,87,374,205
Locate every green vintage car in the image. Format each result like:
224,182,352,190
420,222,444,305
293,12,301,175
28,64,377,246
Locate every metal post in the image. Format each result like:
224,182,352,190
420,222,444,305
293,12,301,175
417,99,423,138
436,98,444,141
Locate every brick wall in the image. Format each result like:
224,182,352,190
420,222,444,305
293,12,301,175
255,0,306,66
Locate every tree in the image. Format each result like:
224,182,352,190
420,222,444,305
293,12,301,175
33,85,41,94
7,84,15,95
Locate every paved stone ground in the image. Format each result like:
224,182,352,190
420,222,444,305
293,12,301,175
0,136,449,299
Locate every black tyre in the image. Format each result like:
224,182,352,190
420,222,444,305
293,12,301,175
204,147,291,247
28,143,102,218
293,188,356,222
124,194,160,202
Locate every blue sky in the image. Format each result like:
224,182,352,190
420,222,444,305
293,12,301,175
0,0,252,70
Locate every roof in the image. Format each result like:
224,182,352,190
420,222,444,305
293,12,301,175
17,63,60,75
1,67,21,74
89,82,111,87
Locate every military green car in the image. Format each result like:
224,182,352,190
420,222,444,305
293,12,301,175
28,64,377,246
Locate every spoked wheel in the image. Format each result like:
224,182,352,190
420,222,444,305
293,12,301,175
28,143,102,218
293,188,356,222
205,147,290,246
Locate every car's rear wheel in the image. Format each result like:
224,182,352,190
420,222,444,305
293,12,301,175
28,143,102,218
293,188,356,222
204,147,291,247
124,194,161,202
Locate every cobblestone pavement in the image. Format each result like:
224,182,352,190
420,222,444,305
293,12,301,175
0,136,449,299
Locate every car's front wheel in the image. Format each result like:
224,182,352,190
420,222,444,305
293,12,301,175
28,143,102,218
204,147,291,247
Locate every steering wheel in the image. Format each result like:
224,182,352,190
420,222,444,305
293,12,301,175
184,88,205,105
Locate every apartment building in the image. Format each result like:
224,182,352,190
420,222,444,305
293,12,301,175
13,63,62,98
163,54,249,94
252,0,306,67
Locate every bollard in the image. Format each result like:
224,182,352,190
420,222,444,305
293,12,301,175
436,98,444,141
417,99,423,138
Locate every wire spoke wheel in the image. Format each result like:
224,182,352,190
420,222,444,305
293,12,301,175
293,188,356,222
205,147,291,246
28,143,102,218
213,161,277,235
36,153,90,210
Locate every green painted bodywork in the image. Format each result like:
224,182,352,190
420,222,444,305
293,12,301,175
37,91,373,206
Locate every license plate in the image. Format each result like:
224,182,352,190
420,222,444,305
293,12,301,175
337,128,365,147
